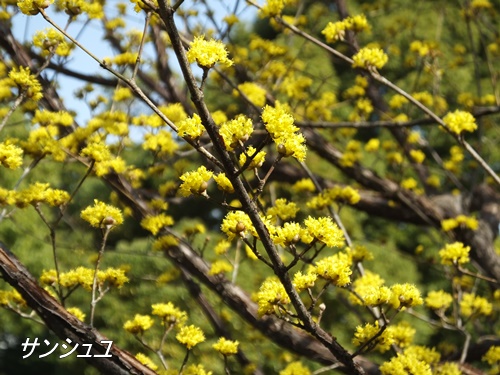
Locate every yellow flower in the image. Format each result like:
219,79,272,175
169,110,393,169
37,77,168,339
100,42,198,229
236,82,267,107
460,293,492,318
438,242,470,265
187,36,233,69
8,66,43,101
221,210,255,241
483,346,500,365
219,115,253,151
17,0,53,15
213,172,234,194
256,277,290,316
292,178,316,193
177,113,205,140
151,302,187,327
239,146,266,169
98,267,129,288
425,290,453,311
140,214,174,236
271,222,303,246
279,362,311,375
352,47,388,70
262,103,307,162
267,198,299,221
151,236,174,254
135,353,158,371
178,165,213,197
390,283,423,309
292,271,317,292
212,337,239,356
80,199,124,228
380,351,432,375
143,130,179,157
0,141,23,169
208,260,233,275
67,307,86,322
314,252,352,286
442,110,477,135
176,325,205,349
409,149,426,164
32,27,73,56
259,0,293,17
302,216,345,248
123,314,154,335
353,321,394,353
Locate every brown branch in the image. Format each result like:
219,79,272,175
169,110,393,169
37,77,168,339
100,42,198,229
0,242,157,375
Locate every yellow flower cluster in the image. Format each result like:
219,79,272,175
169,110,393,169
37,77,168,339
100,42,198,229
140,214,174,236
67,307,86,322
152,234,179,251
0,288,26,308
267,198,299,221
235,82,267,107
176,325,205,349
209,259,233,275
212,337,239,356
307,185,360,209
271,222,302,246
314,252,352,286
460,292,492,318
351,271,391,307
352,47,388,70
40,267,129,290
143,130,179,157
177,113,205,140
151,302,187,327
409,149,426,164
380,348,432,375
187,36,233,69
322,14,370,43
17,0,53,15
390,283,423,309
292,271,317,292
33,27,73,57
279,362,310,375
213,172,234,194
425,290,453,311
262,103,307,162
178,165,213,197
442,110,477,135
441,215,478,232
9,66,43,101
292,178,316,193
256,277,290,316
438,242,470,265
220,210,256,241
353,321,393,352
239,146,266,169
123,314,154,335
135,353,158,371
80,199,124,228
219,115,253,151
483,346,500,365
302,216,345,248
15,182,70,207
33,109,74,127
0,141,23,170
259,0,294,17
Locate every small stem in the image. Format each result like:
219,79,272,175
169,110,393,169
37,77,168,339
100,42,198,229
132,11,152,81
179,349,190,374
90,226,111,327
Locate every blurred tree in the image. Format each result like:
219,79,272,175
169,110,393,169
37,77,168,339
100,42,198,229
1,0,500,374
